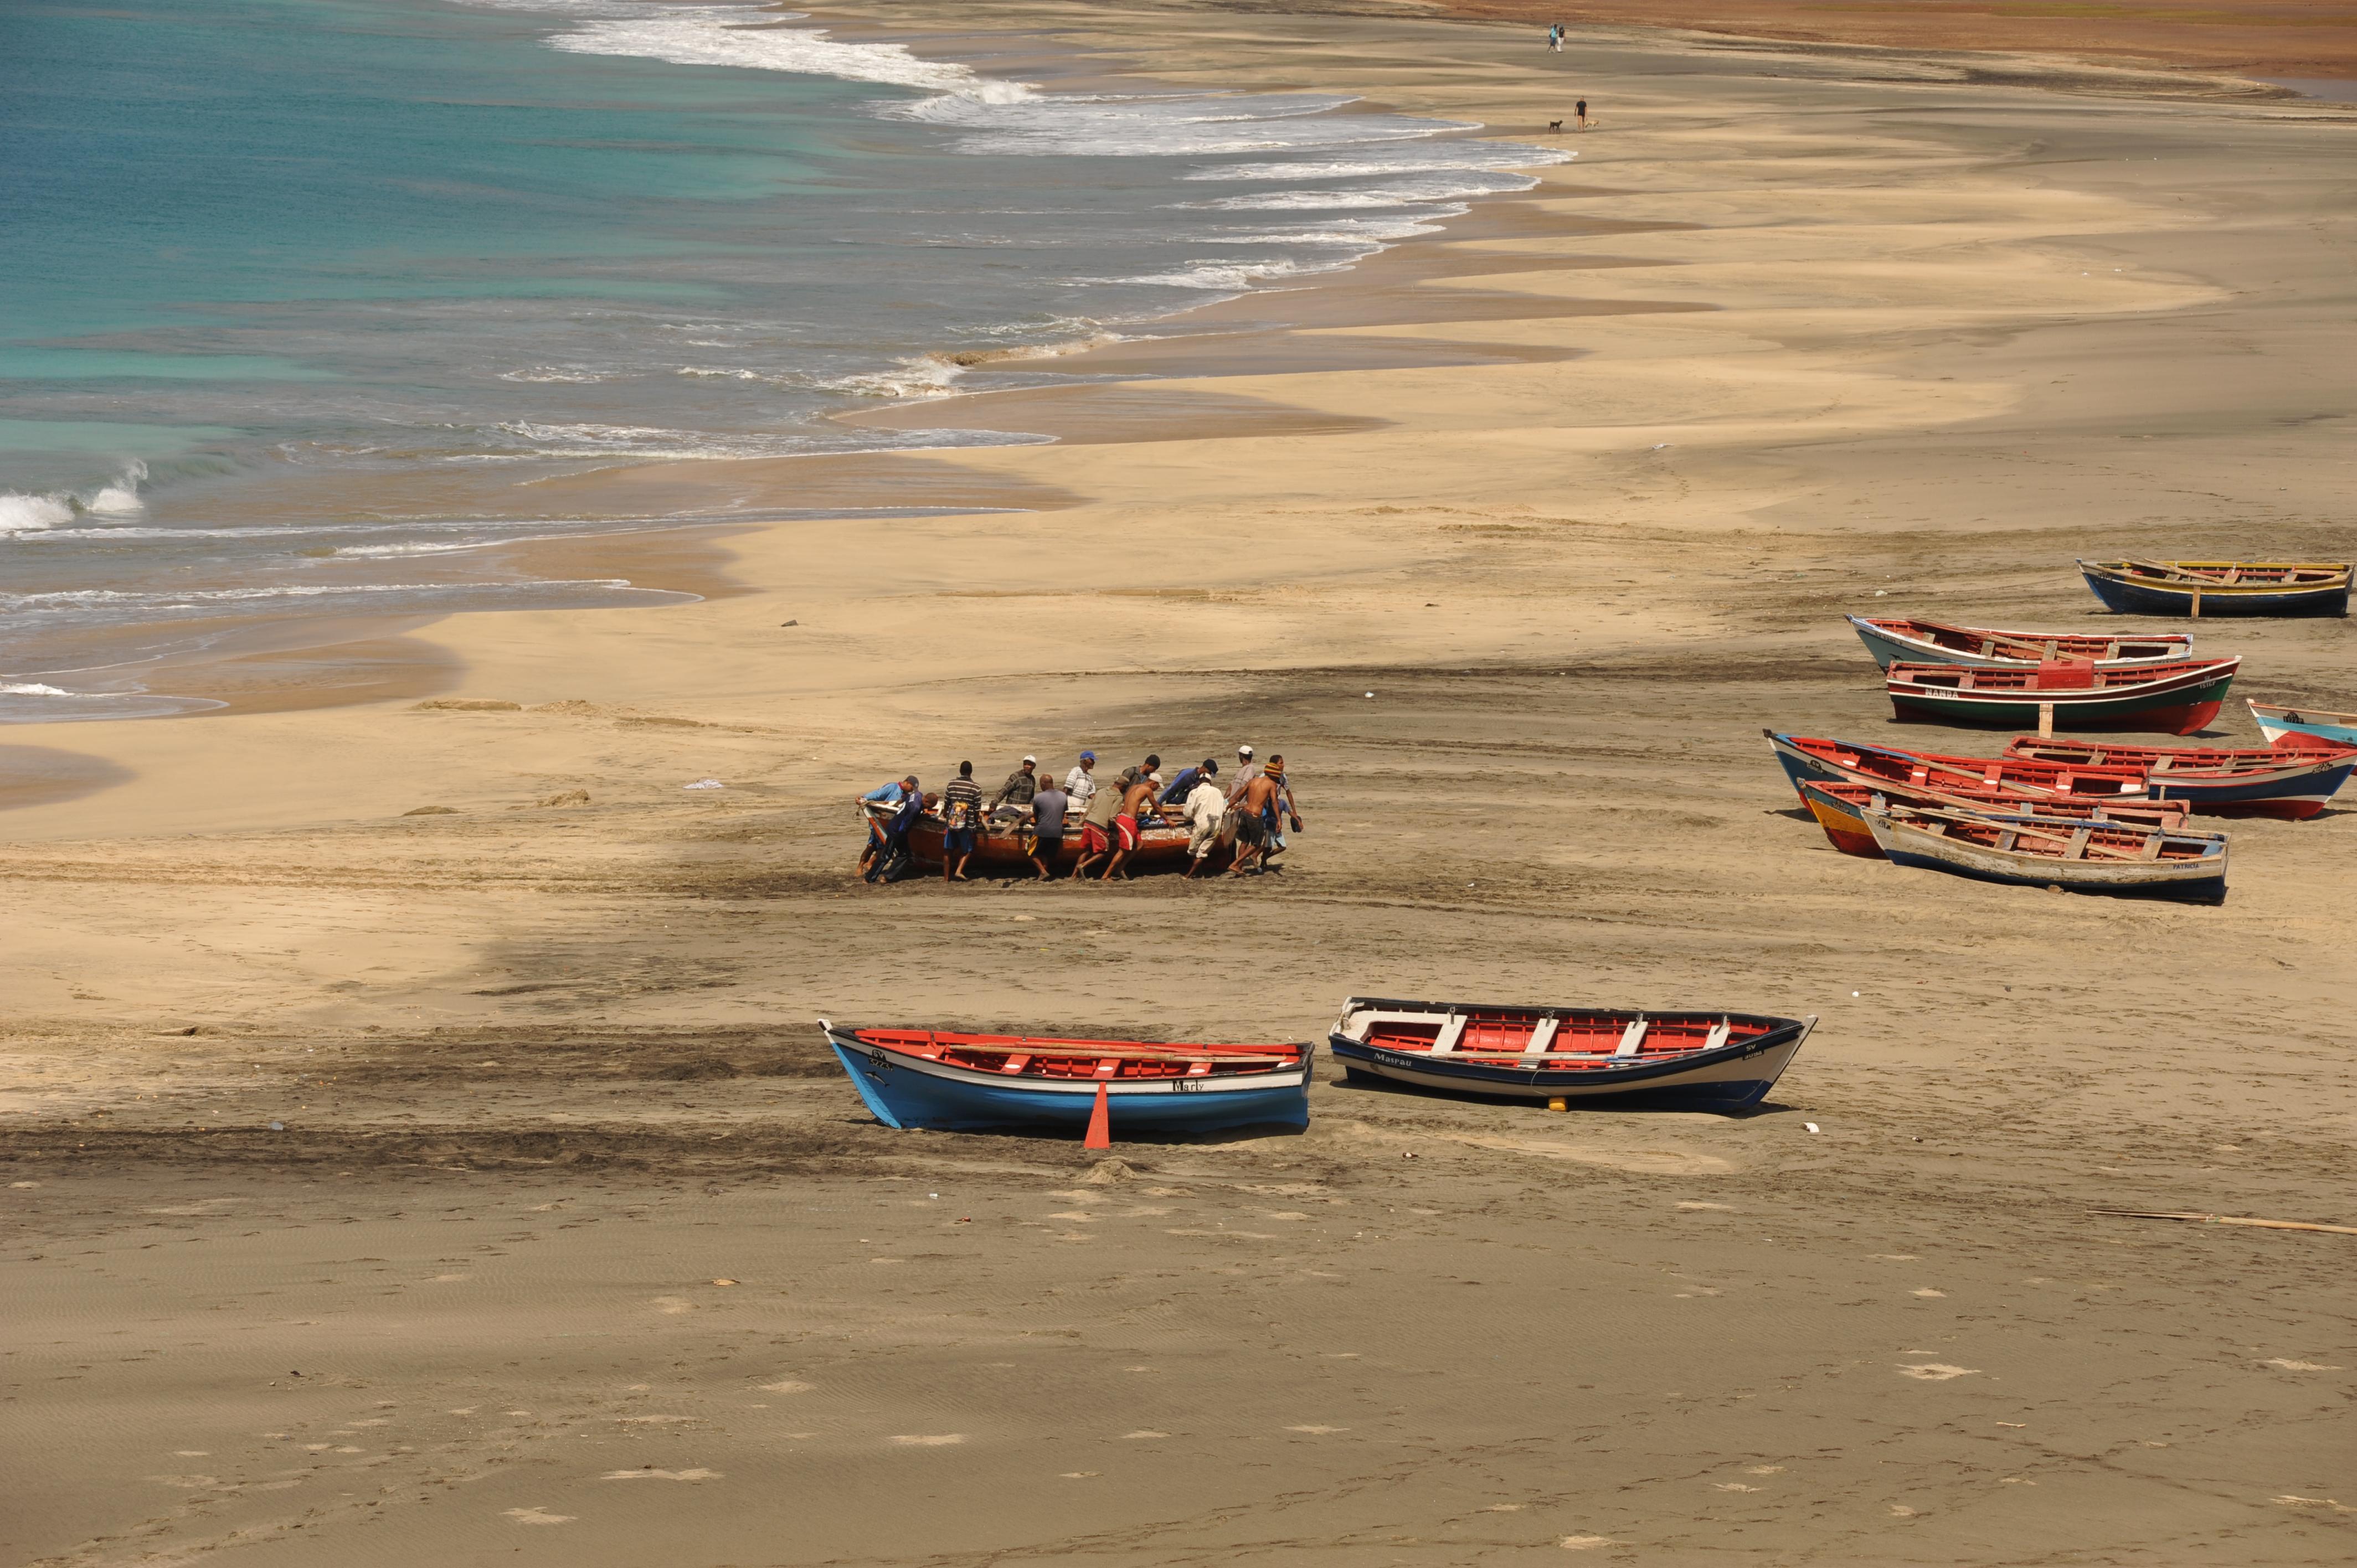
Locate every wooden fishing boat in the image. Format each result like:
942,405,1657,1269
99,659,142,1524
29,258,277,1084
1885,657,2237,734
2248,700,2357,752
819,1019,1311,1136
1766,730,2149,804
861,798,1205,877
2077,560,2350,618
1846,616,2191,672
2000,735,2356,819
1797,778,2186,859
1859,802,2228,903
1327,997,1814,1111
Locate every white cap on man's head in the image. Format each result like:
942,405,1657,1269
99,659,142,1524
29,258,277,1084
1022,755,1037,765
1237,744,1254,757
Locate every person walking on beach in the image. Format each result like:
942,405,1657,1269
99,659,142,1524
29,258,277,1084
1064,751,1098,808
1028,774,1069,880
1181,767,1228,878
1576,98,1589,130
1257,756,1304,866
1072,773,1124,881
940,761,984,883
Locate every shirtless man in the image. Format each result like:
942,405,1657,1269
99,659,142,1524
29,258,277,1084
1228,764,1301,876
1100,768,1165,881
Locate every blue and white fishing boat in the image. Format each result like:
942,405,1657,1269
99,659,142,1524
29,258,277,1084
2248,700,2357,751
1846,615,2191,672
819,1019,1311,1137
1327,997,1814,1111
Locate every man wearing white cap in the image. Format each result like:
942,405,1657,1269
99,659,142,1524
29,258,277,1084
989,755,1039,816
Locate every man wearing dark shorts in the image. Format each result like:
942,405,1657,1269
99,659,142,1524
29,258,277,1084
1028,777,1069,880
940,761,984,883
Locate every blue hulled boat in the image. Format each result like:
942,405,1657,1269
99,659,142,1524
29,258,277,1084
2077,559,2349,618
820,1020,1311,1137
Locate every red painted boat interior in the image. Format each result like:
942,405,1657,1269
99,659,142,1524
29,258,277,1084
1359,1010,1770,1070
2003,737,2355,773
851,1028,1298,1079
1785,735,2147,797
1869,620,2187,661
1887,658,2232,694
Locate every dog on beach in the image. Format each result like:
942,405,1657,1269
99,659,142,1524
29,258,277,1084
1548,120,1562,132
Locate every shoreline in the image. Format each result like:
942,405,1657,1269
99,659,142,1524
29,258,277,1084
7,5,2356,1564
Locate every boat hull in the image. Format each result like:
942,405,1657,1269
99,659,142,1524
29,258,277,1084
2001,736,2356,820
1327,1000,1814,1112
2249,701,2357,751
2078,564,2349,618
1864,815,2227,904
882,810,1208,876
825,1034,1310,1136
1799,781,1885,857
1845,616,2190,671
1886,673,2234,735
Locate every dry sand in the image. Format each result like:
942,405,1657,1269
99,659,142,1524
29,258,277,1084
6,5,2356,1565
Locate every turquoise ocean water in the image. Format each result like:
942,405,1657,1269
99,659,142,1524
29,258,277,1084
0,0,1562,719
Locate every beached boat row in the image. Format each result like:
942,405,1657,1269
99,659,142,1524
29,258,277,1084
819,999,1820,1139
1783,573,2355,901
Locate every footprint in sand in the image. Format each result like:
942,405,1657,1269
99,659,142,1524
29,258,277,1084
1896,1363,1979,1381
503,1508,574,1525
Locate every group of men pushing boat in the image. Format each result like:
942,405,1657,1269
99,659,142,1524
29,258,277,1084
860,744,1305,884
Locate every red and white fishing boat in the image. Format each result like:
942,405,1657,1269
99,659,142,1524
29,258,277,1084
1766,730,2149,804
1797,778,2186,859
2000,736,2357,819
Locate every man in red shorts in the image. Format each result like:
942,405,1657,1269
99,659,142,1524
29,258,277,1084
1072,772,1125,881
1099,768,1165,881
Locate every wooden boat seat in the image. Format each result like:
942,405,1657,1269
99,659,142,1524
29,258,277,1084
1613,1018,1649,1058
2035,658,2097,690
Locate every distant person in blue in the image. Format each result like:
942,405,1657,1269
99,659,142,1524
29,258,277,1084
1028,775,1071,880
859,774,918,878
1158,757,1218,806
864,782,927,885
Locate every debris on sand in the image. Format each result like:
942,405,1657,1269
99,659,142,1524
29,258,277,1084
535,789,591,808
412,698,521,712
402,806,460,816
1084,1157,1138,1185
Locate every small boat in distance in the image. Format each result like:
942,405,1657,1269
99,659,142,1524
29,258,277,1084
1766,730,2150,803
1327,998,1814,1111
2077,560,2350,618
2249,700,2357,751
1859,802,2229,904
1846,616,2191,671
819,1020,1310,1137
1885,656,2238,735
2001,736,2356,819
1797,778,2186,859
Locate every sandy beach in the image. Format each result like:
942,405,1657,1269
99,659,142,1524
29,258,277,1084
7,4,2356,1564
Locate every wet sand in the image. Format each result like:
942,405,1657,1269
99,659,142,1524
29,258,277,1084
6,4,2357,1566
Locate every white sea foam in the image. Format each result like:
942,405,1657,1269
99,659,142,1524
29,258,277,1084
1103,256,1344,292
1181,173,1539,210
0,494,76,533
1188,145,1572,182
524,2,1037,104
823,355,965,400
86,461,148,515
500,366,616,383
0,462,148,533
899,90,1455,159
0,682,74,697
